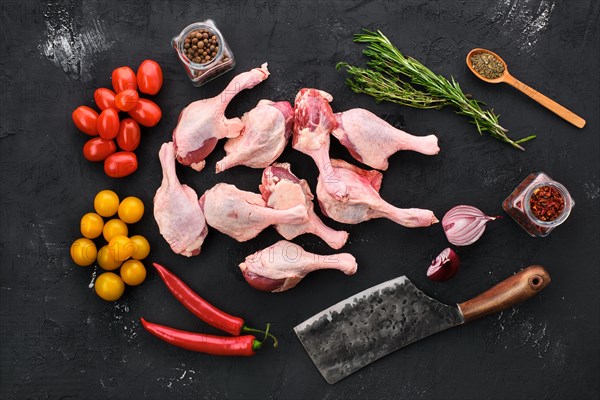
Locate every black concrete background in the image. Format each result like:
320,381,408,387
1,1,599,399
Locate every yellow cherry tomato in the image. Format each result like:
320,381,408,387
70,238,97,266
80,213,104,239
118,196,145,224
129,235,150,260
96,245,123,271
120,260,147,286
94,190,120,217
95,272,125,301
103,218,128,242
108,235,135,262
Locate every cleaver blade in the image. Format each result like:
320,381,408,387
294,265,550,384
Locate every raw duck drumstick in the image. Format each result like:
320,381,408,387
199,183,308,242
173,63,270,171
292,88,348,201
215,100,294,173
317,159,438,227
239,240,358,293
332,108,440,170
153,142,208,256
259,163,349,249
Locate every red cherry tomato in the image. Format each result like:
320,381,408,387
83,137,116,162
117,118,141,151
97,108,120,140
128,98,162,127
114,89,139,112
112,66,137,93
104,151,138,178
72,106,99,136
137,60,163,95
94,88,117,110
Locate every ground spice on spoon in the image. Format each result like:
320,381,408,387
471,52,505,79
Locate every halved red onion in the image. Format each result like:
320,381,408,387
442,205,498,246
427,248,460,281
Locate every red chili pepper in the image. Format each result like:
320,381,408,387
153,262,245,335
140,318,259,356
145,263,278,356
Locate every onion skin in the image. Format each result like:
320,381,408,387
427,248,460,281
442,205,498,246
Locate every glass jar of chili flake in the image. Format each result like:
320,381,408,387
172,20,236,86
502,172,574,237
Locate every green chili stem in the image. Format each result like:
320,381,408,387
244,323,279,349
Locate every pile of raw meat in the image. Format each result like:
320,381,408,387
154,64,440,292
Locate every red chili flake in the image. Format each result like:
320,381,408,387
529,185,565,221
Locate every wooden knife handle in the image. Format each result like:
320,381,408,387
458,265,550,323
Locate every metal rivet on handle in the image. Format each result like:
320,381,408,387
529,275,543,289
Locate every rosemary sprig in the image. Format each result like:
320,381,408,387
339,64,450,109
337,30,536,151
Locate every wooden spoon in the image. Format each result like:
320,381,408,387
466,48,585,128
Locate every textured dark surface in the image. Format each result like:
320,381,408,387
1,0,599,399
294,276,464,384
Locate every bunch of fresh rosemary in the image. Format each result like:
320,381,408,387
337,30,535,150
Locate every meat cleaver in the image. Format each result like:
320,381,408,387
294,265,550,384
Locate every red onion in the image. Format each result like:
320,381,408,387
427,248,460,281
442,205,498,246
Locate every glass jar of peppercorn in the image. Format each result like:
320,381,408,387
172,20,236,86
502,172,574,237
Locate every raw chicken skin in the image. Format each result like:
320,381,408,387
216,100,293,172
260,163,349,249
199,183,308,242
239,240,358,292
332,108,440,170
173,63,270,171
317,159,438,227
292,88,348,200
153,142,208,256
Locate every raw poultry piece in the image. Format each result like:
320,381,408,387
292,88,347,200
216,100,294,173
239,240,358,292
332,108,440,170
260,163,349,249
199,183,308,242
317,159,438,227
153,142,208,256
173,63,270,171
